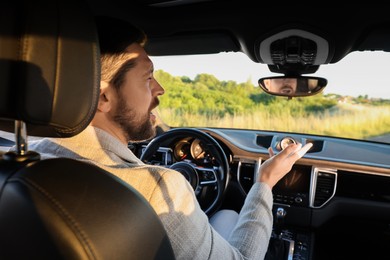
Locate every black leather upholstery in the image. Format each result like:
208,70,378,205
0,0,175,259
0,158,174,259
0,0,99,137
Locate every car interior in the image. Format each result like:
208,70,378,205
1,1,390,260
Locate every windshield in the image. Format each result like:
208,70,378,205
151,51,390,144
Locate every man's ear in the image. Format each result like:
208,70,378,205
97,81,113,113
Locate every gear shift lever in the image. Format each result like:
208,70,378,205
274,207,287,238
265,207,292,260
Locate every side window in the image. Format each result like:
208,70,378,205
0,131,15,152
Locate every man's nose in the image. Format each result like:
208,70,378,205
153,79,165,96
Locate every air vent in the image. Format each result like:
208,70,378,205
256,134,273,148
312,169,337,208
306,139,324,153
237,161,256,194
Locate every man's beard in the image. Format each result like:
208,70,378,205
113,95,157,143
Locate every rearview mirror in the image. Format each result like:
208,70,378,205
258,76,327,97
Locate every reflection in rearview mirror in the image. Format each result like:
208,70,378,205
258,76,327,97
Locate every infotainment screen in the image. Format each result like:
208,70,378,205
273,164,312,193
272,165,312,206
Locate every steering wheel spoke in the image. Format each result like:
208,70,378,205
195,166,217,185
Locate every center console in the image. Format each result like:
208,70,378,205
265,206,313,260
236,162,336,260
238,162,333,260
266,227,313,260
269,165,313,259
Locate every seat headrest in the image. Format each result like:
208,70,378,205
0,0,100,137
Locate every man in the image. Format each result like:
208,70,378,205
21,17,312,259
263,78,298,95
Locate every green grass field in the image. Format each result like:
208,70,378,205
156,103,390,140
154,70,390,141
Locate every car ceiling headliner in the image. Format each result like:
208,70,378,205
85,1,390,65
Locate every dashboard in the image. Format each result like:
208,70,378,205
137,127,390,260
204,128,390,260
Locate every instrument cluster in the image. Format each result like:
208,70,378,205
173,138,213,164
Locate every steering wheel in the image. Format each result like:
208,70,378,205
140,128,229,216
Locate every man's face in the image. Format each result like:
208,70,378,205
111,43,164,142
266,78,297,95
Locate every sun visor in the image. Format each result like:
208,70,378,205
145,31,240,56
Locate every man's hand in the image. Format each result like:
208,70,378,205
257,142,313,189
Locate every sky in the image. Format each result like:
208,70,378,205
151,51,390,99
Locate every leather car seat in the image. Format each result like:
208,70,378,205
0,0,175,259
